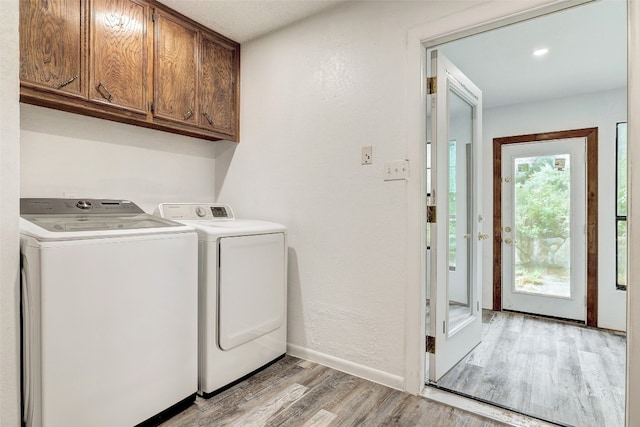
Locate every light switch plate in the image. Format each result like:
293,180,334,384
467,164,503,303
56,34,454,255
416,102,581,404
384,160,409,181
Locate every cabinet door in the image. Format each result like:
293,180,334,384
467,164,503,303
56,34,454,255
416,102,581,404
200,35,238,138
89,0,149,114
153,11,197,125
20,0,84,96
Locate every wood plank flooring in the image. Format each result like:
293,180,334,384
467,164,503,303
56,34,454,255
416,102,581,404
160,356,505,427
435,311,626,427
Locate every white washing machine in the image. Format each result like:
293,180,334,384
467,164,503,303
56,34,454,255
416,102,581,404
157,203,287,397
20,198,198,427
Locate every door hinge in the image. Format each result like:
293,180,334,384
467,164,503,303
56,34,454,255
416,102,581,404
427,77,436,95
149,102,154,113
151,11,156,22
426,335,436,353
426,205,436,223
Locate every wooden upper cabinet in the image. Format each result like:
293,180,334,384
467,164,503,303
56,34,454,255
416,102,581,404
199,34,238,138
89,0,149,114
153,11,198,126
20,0,84,97
20,0,240,142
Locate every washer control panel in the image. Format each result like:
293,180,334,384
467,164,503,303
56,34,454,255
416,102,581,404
21,198,144,215
158,203,235,221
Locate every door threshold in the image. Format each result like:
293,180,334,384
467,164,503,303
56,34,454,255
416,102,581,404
502,309,586,326
420,384,564,427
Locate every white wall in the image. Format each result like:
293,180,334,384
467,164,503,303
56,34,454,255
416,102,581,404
21,105,217,213
0,0,21,425
215,1,414,385
482,88,627,331
214,0,565,388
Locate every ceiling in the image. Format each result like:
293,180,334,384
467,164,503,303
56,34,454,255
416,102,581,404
434,0,627,109
159,0,626,110
157,0,346,43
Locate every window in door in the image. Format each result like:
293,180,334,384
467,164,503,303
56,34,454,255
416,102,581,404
449,141,457,270
616,122,628,290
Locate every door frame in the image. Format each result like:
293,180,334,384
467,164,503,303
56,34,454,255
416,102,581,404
492,128,598,326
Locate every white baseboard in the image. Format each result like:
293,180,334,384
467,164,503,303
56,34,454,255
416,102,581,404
287,343,404,391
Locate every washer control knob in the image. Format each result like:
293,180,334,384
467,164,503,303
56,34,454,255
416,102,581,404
195,206,207,217
76,200,92,210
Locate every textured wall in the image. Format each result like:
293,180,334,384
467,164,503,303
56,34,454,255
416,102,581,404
215,0,504,387
21,105,218,214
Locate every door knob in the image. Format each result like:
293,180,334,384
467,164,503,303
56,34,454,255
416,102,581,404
464,234,471,239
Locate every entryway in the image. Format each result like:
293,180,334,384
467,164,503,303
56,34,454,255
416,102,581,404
493,128,598,324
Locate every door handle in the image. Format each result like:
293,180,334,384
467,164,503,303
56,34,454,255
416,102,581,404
97,82,113,101
478,233,489,240
203,112,215,126
58,74,79,89
504,237,517,244
463,234,471,239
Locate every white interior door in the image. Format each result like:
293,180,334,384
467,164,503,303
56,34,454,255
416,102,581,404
427,50,484,382
501,138,587,321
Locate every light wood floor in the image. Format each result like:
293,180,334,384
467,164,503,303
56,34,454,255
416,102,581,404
161,355,505,427
435,310,626,427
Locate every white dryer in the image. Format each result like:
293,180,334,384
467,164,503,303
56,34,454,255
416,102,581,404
157,203,287,397
20,198,198,427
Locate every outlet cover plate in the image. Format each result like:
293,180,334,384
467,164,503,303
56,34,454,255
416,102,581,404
361,146,373,165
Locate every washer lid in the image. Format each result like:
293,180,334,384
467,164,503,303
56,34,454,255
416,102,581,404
20,198,193,240
21,213,180,232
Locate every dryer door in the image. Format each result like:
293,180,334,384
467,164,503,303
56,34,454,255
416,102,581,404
218,232,286,350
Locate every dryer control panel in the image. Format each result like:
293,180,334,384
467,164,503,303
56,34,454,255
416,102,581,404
158,203,235,221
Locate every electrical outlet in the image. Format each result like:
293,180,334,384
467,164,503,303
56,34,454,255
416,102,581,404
384,160,409,181
361,146,372,165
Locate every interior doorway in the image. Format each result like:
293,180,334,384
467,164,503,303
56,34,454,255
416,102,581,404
421,0,627,425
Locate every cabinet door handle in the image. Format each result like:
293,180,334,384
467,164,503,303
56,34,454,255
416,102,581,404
57,74,79,89
97,82,113,101
203,112,214,126
184,109,194,120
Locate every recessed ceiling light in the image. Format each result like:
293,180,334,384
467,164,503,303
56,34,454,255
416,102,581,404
533,48,549,57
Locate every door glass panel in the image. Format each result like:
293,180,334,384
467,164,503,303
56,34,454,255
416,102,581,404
617,220,627,288
447,88,473,331
513,154,571,298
